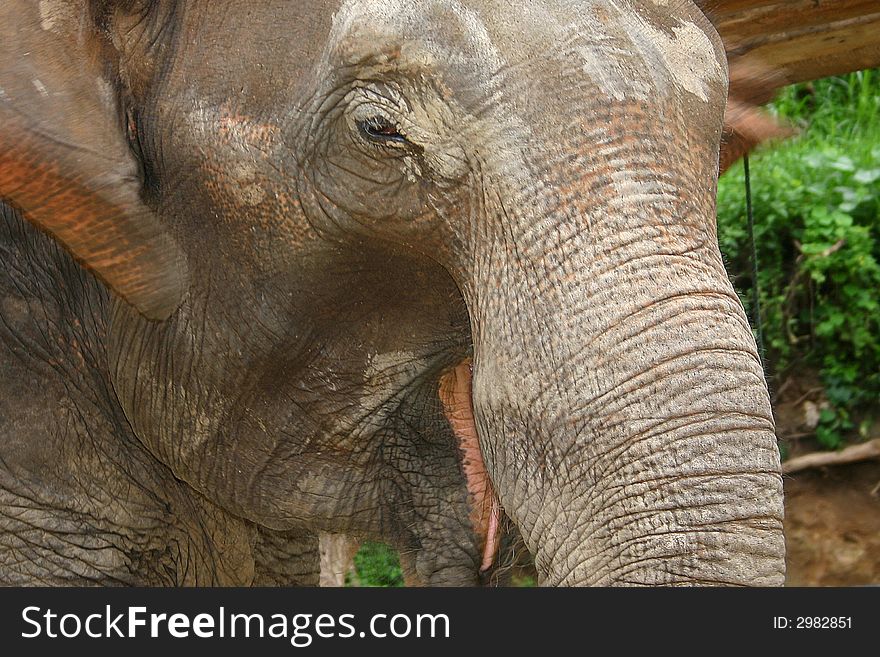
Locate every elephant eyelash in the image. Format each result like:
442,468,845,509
357,115,411,146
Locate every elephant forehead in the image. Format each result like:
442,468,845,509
608,2,724,103
328,0,721,101
328,0,506,81
516,0,725,104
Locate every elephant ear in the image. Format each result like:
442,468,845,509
698,0,880,173
0,0,187,320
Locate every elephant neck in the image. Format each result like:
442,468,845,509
0,201,119,422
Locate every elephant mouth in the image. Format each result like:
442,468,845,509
439,359,501,573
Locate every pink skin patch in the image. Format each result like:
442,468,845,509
439,359,501,573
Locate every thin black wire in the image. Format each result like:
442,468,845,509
744,154,765,366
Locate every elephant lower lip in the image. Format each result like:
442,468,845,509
439,359,501,572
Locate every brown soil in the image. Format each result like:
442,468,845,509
784,461,880,586
772,366,880,586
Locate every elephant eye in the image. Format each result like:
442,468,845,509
357,115,409,146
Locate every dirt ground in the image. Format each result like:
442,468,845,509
784,460,880,586
772,368,880,586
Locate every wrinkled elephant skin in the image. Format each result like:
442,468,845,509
0,0,784,586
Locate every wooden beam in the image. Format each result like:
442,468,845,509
701,0,880,85
782,439,880,474
698,0,880,172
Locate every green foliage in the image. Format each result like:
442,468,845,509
346,542,404,587
717,70,880,449
511,573,537,587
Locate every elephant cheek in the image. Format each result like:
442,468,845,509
439,359,501,572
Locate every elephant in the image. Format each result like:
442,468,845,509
0,0,788,586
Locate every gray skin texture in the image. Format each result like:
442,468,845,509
0,0,785,585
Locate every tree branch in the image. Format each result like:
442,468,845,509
782,439,880,474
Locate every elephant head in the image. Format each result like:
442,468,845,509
0,0,785,585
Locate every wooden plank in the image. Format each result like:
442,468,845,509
699,0,880,172
700,0,880,84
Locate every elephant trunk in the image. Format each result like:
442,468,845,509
456,164,785,586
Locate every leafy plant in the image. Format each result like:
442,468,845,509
717,69,880,449
346,542,404,587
